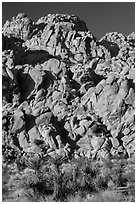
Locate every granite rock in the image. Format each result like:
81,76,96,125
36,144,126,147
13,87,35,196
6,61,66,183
2,13,135,160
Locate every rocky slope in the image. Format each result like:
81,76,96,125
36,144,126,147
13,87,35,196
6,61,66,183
2,13,135,162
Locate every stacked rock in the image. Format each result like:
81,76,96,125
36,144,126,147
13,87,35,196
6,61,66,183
2,13,135,161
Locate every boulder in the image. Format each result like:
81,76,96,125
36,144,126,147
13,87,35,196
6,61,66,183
28,125,41,143
125,88,135,105
18,131,30,149
127,69,135,80
110,137,120,149
74,53,84,62
44,58,60,75
106,73,116,84
74,125,86,136
12,110,25,133
35,111,53,126
90,136,105,151
79,119,92,130
77,135,91,156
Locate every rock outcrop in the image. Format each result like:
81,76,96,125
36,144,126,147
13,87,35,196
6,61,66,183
2,13,135,161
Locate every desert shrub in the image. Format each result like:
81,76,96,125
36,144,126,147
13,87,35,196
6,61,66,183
101,158,135,189
2,155,135,202
62,157,108,199
2,145,19,164
3,154,69,201
2,162,21,201
2,154,52,201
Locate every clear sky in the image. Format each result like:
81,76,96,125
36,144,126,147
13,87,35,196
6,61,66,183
2,2,135,39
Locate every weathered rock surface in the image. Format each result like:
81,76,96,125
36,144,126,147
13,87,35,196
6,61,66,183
2,13,135,160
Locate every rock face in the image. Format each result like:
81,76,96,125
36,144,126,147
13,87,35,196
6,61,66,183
2,13,135,160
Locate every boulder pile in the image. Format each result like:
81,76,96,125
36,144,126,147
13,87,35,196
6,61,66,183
2,13,135,161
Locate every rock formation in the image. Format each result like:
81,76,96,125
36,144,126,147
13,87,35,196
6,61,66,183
2,13,135,162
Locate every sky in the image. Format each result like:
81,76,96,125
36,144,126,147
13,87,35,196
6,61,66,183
2,2,135,39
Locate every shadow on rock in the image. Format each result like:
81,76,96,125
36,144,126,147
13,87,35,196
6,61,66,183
98,40,119,57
